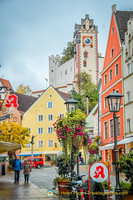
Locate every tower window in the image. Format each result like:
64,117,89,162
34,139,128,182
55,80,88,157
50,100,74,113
83,60,87,67
112,27,114,34
84,51,88,58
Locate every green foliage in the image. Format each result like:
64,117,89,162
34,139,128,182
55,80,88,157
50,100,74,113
75,72,99,112
119,152,133,192
72,90,86,112
88,155,100,165
120,181,132,191
60,42,74,64
102,181,113,191
53,154,71,179
16,84,32,95
0,121,30,147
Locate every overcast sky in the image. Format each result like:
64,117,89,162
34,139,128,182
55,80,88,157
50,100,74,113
0,0,132,91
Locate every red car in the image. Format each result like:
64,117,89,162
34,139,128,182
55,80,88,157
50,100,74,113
22,157,44,168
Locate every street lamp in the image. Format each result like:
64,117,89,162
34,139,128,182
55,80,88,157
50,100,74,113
30,136,35,157
65,97,78,200
106,90,123,200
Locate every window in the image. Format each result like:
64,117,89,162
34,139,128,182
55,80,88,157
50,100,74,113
104,74,107,85
111,48,114,57
38,140,43,147
48,114,53,121
50,94,52,97
104,121,108,139
127,119,131,133
112,27,114,34
25,143,31,148
38,128,43,134
127,63,131,75
84,51,88,58
48,102,53,108
104,98,107,109
28,128,31,134
110,119,114,137
116,116,120,136
127,91,131,103
38,115,43,121
59,114,64,118
48,140,53,147
115,64,119,76
65,69,67,74
83,24,86,29
83,60,87,67
109,69,112,81
48,127,53,134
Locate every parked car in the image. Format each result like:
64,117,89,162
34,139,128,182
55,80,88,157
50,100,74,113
22,157,44,169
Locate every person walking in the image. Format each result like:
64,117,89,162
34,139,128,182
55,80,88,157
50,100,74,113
23,159,31,183
12,155,23,184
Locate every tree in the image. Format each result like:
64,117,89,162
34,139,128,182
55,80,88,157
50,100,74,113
60,42,74,64
16,84,32,95
74,72,99,112
0,121,30,147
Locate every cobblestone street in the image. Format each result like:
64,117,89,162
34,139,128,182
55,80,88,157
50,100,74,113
0,165,127,200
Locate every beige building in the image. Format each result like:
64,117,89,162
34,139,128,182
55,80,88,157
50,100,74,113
122,17,133,153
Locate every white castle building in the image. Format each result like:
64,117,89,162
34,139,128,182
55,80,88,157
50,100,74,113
49,15,104,93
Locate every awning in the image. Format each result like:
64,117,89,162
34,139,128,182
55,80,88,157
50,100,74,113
100,137,133,150
19,153,41,157
99,143,114,150
0,141,21,153
117,137,133,145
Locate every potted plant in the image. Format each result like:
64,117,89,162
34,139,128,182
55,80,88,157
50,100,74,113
53,154,71,193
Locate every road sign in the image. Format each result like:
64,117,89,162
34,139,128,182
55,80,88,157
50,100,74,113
89,161,110,200
90,162,108,183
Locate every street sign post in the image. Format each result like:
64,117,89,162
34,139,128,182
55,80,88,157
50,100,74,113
89,161,110,200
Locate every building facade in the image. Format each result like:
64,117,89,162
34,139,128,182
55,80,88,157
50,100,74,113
21,86,70,161
100,5,133,170
122,17,133,153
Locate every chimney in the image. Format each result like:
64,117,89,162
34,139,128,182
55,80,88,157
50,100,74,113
112,4,116,13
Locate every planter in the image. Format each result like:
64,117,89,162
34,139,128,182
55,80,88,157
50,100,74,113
124,194,133,200
58,180,70,194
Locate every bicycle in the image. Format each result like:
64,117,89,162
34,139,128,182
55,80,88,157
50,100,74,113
69,175,86,200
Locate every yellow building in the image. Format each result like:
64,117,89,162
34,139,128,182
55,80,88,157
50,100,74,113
20,86,70,161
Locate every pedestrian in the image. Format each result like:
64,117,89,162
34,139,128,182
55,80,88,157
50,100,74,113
23,159,31,183
12,155,23,184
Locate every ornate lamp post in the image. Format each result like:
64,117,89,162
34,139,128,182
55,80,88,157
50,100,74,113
64,97,78,177
106,90,123,200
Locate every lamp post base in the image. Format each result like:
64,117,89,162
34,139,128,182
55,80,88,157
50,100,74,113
115,186,122,200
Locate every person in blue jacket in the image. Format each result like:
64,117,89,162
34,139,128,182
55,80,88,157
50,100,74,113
12,155,23,183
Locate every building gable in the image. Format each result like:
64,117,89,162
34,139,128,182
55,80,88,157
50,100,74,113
103,13,121,70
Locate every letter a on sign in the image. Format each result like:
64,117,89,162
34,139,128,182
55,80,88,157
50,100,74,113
5,94,19,108
94,166,105,179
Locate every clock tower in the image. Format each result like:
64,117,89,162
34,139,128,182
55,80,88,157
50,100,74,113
74,15,99,92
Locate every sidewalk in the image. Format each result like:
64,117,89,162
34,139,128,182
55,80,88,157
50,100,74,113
0,172,58,200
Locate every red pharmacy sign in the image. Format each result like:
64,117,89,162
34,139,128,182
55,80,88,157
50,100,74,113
5,94,19,108
89,161,110,200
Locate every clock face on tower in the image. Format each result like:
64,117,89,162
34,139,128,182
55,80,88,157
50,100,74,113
83,36,93,46
84,37,92,45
